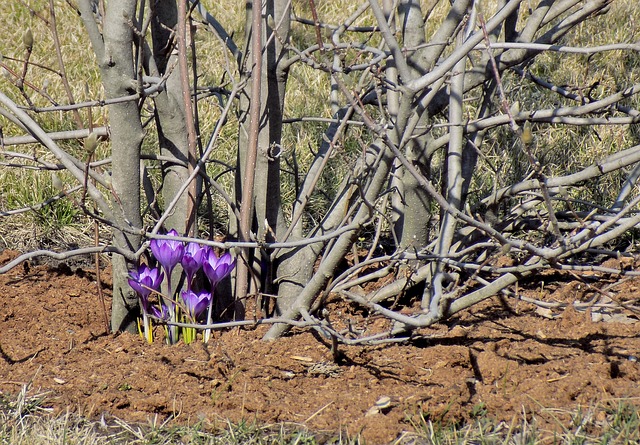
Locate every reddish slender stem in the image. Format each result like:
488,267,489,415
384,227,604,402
235,0,263,313
177,0,198,237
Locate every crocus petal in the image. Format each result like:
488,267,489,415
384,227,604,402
202,250,236,287
203,250,236,288
181,290,212,318
150,304,170,321
215,252,236,281
202,249,218,282
150,229,185,273
128,277,149,298
128,264,164,298
181,256,199,278
194,292,212,318
185,242,207,263
181,242,206,278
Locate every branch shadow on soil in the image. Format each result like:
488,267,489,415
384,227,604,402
410,315,636,383
307,329,437,386
0,342,45,365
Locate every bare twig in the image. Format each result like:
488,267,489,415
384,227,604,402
0,127,109,147
235,0,263,312
0,246,136,274
48,0,84,128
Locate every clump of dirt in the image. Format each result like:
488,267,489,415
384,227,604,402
1,250,639,443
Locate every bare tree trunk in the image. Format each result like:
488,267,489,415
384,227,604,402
393,0,436,251
150,0,191,236
78,0,144,332
234,0,291,317
264,140,396,339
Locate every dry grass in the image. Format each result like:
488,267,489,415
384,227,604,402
2,385,639,444
1,1,638,248
494,1,640,208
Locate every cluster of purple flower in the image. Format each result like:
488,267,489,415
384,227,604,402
127,229,235,343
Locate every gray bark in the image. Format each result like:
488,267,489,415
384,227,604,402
150,0,191,235
393,0,433,251
79,0,144,332
265,140,395,339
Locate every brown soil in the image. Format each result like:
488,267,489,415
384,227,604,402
1,249,639,443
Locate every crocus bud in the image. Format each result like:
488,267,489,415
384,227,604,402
22,28,34,51
509,100,520,115
51,172,63,191
521,121,533,145
558,186,568,198
85,131,98,155
266,15,276,30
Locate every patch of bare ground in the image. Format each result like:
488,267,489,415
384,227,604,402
1,250,639,444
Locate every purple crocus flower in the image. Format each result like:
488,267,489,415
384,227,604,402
202,250,236,288
181,290,211,319
150,303,170,321
149,229,185,345
150,229,185,276
128,264,164,313
181,242,207,289
202,250,234,343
